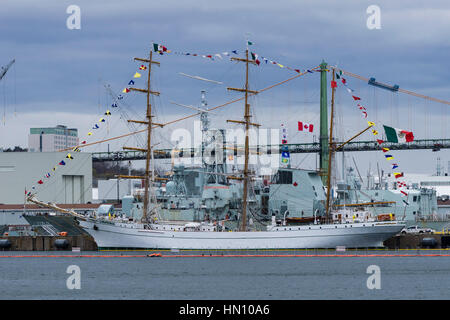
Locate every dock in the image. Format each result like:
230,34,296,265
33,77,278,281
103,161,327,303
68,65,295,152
0,214,97,251
0,234,97,251
1,211,449,251
383,233,450,249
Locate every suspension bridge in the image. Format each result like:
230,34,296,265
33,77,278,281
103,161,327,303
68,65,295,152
91,138,450,162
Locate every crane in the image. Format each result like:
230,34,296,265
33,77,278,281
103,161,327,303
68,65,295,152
0,59,15,82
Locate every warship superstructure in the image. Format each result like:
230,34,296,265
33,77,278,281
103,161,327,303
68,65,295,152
334,165,446,229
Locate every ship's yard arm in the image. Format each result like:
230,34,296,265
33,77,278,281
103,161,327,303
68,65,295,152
26,195,87,220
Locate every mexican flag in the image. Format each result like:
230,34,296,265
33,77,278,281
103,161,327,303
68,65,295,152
383,125,414,143
153,43,167,52
250,52,260,65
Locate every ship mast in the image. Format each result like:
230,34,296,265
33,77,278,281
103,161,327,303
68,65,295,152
118,49,164,223
226,49,259,231
325,69,336,221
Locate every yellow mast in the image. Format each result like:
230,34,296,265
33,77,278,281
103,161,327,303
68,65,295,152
118,49,162,223
226,49,258,231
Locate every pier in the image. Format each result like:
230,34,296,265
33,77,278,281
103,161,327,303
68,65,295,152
0,235,97,251
1,231,449,251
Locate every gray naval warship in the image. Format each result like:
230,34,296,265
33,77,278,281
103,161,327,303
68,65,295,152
125,163,327,227
334,164,446,230
121,90,328,228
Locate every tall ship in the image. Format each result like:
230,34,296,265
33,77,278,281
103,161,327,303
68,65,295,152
28,46,406,249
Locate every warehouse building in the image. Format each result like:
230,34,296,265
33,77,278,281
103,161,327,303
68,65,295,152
0,152,92,204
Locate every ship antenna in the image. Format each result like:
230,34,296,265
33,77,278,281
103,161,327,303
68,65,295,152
117,49,164,224
226,49,259,231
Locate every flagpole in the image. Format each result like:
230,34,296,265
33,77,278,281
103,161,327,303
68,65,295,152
245,33,250,51
24,187,26,216
402,193,409,221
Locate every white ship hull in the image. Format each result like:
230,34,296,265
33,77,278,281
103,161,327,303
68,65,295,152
80,219,405,250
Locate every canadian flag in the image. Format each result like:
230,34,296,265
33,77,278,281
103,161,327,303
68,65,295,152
298,121,314,132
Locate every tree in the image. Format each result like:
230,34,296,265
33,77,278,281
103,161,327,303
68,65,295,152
2,146,28,152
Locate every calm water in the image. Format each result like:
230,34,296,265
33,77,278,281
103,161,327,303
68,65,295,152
1,251,449,300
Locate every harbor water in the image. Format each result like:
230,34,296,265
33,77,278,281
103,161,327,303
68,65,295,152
0,251,449,300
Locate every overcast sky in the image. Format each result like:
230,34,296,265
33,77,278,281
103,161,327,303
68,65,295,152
0,0,449,175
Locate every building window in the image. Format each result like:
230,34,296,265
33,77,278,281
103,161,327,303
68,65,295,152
273,170,293,184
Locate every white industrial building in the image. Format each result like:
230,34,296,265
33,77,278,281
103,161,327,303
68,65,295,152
384,173,450,197
96,179,142,202
0,152,92,204
28,125,79,152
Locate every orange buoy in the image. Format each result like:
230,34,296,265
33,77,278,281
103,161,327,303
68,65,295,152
148,253,162,257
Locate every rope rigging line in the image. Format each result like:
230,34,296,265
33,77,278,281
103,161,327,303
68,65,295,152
330,67,450,106
59,65,322,152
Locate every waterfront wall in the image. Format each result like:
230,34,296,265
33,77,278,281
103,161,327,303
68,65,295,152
384,234,450,249
2,233,450,251
0,235,97,251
